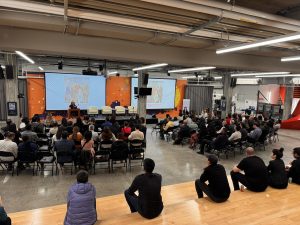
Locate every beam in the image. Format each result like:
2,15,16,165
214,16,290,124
1,27,300,73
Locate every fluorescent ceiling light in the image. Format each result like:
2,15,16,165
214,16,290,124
168,67,216,73
38,66,44,71
231,72,290,77
1,65,5,69
256,74,300,78
182,76,201,79
107,71,118,75
281,56,300,62
15,51,35,64
216,32,300,54
214,76,222,80
132,63,168,71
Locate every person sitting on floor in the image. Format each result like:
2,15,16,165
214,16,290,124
64,170,97,225
124,158,163,219
231,147,268,192
267,148,288,189
0,196,11,225
128,125,144,141
287,147,300,185
195,154,230,203
0,132,18,171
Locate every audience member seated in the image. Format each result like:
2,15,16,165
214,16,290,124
89,125,99,142
173,121,191,145
267,148,288,189
66,121,74,134
68,126,83,149
139,117,147,138
124,158,163,219
21,124,38,142
287,147,300,185
81,131,95,157
45,113,56,127
110,117,121,136
0,196,11,225
121,121,132,140
184,115,193,125
128,125,144,141
74,117,84,134
159,117,174,140
173,117,179,127
32,117,45,134
64,170,97,225
247,123,262,143
228,125,242,142
195,154,230,203
99,127,117,142
226,113,232,126
0,132,18,171
230,147,268,192
61,117,68,128
49,122,59,135
19,117,29,132
54,131,75,167
52,126,64,145
18,135,38,169
101,117,112,129
199,128,229,155
111,133,129,156
240,123,248,141
1,119,17,134
189,130,198,149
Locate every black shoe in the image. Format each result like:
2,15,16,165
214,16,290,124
197,151,204,155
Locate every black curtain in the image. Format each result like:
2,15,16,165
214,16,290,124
0,79,7,120
18,79,28,117
185,85,213,114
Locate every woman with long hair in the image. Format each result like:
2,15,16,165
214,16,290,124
99,127,116,142
68,126,83,148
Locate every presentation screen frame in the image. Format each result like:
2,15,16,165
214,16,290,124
131,77,177,110
44,72,106,111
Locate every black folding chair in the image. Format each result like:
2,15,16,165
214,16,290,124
37,151,56,176
110,141,128,172
56,150,74,175
0,151,17,176
17,151,37,176
129,139,145,171
93,140,113,174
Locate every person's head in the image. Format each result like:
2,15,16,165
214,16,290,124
89,125,95,131
293,148,300,159
253,122,259,128
61,131,68,140
272,148,284,160
67,120,73,126
105,116,110,122
25,124,32,131
183,120,188,125
52,121,58,127
56,126,64,139
76,117,82,124
76,170,88,183
207,154,218,166
135,125,140,131
61,117,68,127
140,117,146,124
235,125,241,132
73,126,79,134
83,115,89,121
227,113,232,118
246,147,255,156
6,132,15,140
143,158,155,173
124,121,129,127
191,130,197,135
90,117,96,124
6,119,12,125
117,132,125,140
221,127,227,135
84,131,92,142
166,117,170,122
22,135,30,143
36,117,41,123
21,117,29,124
71,101,75,105
173,117,178,121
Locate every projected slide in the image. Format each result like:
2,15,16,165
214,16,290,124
45,73,106,110
131,78,176,109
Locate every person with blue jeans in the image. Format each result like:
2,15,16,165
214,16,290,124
0,196,11,225
124,158,163,219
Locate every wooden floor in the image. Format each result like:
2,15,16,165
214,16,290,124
9,181,300,225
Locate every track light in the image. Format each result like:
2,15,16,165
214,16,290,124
167,73,170,76
231,72,290,77
15,51,35,64
168,66,216,73
132,63,168,71
38,66,44,71
281,56,300,62
58,61,63,70
99,65,104,71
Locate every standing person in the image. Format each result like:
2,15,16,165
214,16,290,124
0,196,11,225
287,147,300,185
267,148,288,189
230,147,268,192
195,155,230,203
64,170,97,225
124,158,163,219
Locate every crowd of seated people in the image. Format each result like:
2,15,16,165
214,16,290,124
0,113,147,172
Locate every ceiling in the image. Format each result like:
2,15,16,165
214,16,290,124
0,0,300,71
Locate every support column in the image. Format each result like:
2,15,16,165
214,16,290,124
4,53,20,125
222,73,233,118
282,85,294,120
137,72,147,119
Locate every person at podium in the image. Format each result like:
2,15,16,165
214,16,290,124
69,101,78,109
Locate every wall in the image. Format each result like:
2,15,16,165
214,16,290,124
258,84,280,105
106,77,131,106
27,75,45,118
232,85,259,112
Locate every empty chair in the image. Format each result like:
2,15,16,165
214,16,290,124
128,139,145,171
87,106,99,115
101,106,113,115
115,106,126,115
127,106,137,115
37,151,56,176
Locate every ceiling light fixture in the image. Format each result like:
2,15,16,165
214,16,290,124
1,65,5,69
107,71,118,75
182,76,202,79
216,32,300,54
256,74,300,78
214,76,222,80
168,66,216,73
132,63,168,71
38,66,44,71
281,56,300,62
15,51,35,64
231,72,290,77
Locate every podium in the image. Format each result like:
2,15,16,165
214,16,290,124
68,108,80,119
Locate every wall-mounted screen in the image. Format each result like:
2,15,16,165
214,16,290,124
45,73,106,110
131,78,176,109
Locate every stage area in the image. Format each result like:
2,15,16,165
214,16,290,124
0,128,298,214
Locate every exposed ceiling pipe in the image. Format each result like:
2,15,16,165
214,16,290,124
63,0,68,34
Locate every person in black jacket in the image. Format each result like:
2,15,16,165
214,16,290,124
267,148,288,189
287,147,300,185
124,158,163,219
0,196,11,225
195,154,230,203
231,147,268,192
